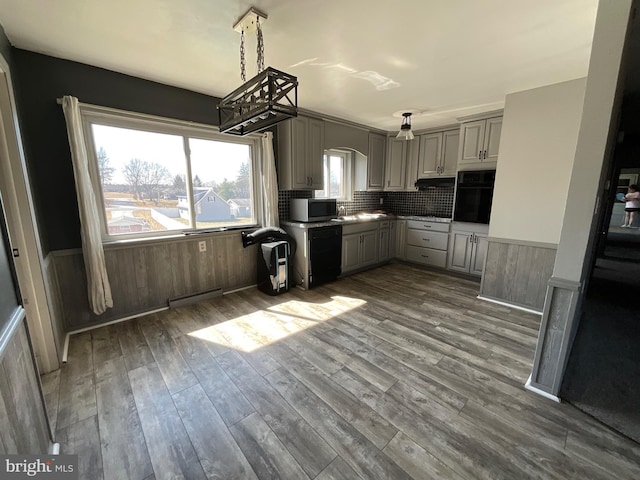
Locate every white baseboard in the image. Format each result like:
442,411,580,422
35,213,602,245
524,374,561,403
477,295,542,315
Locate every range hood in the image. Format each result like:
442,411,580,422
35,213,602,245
414,177,455,190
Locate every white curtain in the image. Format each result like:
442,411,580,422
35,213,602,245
61,96,113,315
261,131,279,227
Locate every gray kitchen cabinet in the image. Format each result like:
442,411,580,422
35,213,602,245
384,138,407,191
342,233,361,273
278,115,325,189
368,133,386,190
405,220,450,269
388,220,397,259
447,226,488,276
341,222,379,274
417,129,459,178
458,116,502,167
379,220,390,262
395,219,406,259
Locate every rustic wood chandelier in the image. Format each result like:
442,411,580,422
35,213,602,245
218,8,298,136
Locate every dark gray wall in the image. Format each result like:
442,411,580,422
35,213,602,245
11,49,224,253
0,23,12,69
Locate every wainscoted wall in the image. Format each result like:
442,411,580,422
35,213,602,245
480,238,557,311
530,278,581,395
47,232,257,331
0,315,51,454
278,188,454,221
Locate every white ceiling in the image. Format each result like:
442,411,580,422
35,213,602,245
0,0,598,132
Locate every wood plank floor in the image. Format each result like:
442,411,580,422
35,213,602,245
41,263,640,480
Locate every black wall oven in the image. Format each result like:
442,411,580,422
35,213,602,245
453,170,496,224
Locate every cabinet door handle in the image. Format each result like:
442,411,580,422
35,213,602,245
483,150,487,160
478,150,482,160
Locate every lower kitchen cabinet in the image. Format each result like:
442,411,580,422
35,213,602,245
405,220,450,269
447,228,488,276
395,220,406,259
342,223,379,274
379,220,391,262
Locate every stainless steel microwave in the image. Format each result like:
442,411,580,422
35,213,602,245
290,198,337,222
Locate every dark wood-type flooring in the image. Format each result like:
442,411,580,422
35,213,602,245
41,263,640,479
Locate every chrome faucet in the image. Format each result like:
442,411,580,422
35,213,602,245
337,205,347,217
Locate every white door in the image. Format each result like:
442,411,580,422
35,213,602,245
0,66,58,372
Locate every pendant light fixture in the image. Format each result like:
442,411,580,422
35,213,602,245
218,7,298,135
396,112,415,140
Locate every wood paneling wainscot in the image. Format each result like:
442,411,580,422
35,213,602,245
480,238,557,312
0,316,51,454
49,232,257,330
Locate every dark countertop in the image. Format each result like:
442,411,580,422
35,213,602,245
281,214,452,229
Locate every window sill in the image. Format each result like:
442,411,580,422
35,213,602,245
101,224,260,250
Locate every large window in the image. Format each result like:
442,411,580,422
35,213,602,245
81,106,260,239
315,149,352,200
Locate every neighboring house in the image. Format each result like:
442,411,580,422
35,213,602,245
227,198,251,218
107,215,148,234
177,187,231,222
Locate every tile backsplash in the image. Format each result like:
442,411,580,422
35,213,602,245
278,188,454,221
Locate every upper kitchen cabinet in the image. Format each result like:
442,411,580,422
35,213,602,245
458,115,502,169
384,137,407,191
417,129,459,178
278,115,325,189
367,133,386,190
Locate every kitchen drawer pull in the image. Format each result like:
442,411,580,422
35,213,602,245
422,238,430,241
423,224,431,228
421,254,429,258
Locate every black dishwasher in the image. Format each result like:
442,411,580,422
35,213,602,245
309,225,342,288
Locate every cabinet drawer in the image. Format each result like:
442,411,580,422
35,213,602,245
406,220,449,233
406,246,447,268
379,220,390,229
406,229,448,250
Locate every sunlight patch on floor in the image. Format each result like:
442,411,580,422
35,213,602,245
188,295,366,352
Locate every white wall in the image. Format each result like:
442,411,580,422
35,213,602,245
489,78,587,244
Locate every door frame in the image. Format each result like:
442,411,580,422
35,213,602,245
0,55,59,372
